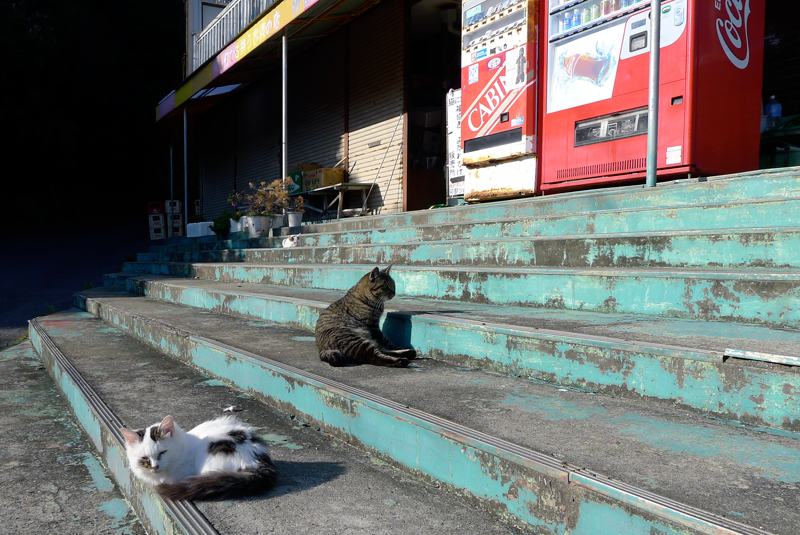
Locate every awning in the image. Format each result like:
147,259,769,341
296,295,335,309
155,0,381,123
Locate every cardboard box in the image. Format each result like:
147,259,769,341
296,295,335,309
410,106,442,128
148,214,165,228
149,227,165,240
148,201,164,215
169,225,184,237
303,168,345,191
171,213,184,226
287,162,320,193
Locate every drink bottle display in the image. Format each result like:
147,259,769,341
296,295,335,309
560,52,612,85
571,9,580,28
581,7,590,24
765,96,782,130
591,3,600,20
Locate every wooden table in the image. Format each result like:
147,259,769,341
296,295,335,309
301,183,373,219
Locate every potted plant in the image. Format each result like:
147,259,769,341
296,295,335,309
210,210,232,239
227,192,247,232
235,179,289,238
283,176,305,227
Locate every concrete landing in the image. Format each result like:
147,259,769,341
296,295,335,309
74,290,800,535
30,309,529,535
0,341,145,535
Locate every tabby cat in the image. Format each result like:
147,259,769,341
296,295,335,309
315,265,417,367
121,415,277,501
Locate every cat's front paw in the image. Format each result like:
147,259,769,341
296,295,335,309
398,349,418,360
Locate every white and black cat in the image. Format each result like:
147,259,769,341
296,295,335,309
282,234,299,247
121,415,277,501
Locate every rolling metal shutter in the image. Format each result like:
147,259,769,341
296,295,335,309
237,79,282,190
347,0,405,214
199,99,236,219
287,31,347,171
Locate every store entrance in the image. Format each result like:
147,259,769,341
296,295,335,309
406,0,462,211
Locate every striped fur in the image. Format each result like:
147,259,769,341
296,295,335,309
315,265,417,367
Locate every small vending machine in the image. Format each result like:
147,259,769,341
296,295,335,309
540,0,765,192
460,0,540,201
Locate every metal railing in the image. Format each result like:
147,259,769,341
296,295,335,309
193,0,277,72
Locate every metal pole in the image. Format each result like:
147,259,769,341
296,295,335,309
169,145,174,237
646,0,662,188
183,107,189,233
281,29,287,182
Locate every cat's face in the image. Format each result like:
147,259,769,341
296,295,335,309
121,415,180,477
367,265,396,300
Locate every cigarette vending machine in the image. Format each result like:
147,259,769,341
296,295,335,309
540,0,765,192
460,0,540,201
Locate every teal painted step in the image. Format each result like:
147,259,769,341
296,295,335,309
148,170,800,257
102,271,144,287
125,276,800,432
246,169,800,239
152,197,800,257
155,227,800,269
27,318,213,535
30,310,523,535
73,288,794,535
120,262,800,328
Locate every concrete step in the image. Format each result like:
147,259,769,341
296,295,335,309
0,341,146,534
28,310,526,535
150,169,800,256
151,196,800,258
153,227,800,270
119,277,800,432
71,288,799,535
118,262,800,328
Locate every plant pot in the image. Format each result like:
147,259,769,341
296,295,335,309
245,215,273,238
286,211,303,227
229,219,241,233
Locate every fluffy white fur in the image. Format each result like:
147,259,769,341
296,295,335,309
281,234,299,247
120,415,275,497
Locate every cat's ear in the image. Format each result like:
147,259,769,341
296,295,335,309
369,266,380,281
159,415,176,438
121,428,141,445
383,264,392,275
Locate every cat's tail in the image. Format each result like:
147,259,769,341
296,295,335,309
155,453,277,501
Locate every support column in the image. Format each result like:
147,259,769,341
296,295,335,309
646,0,662,188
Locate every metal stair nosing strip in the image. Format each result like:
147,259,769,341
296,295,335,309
28,318,219,535
79,296,773,535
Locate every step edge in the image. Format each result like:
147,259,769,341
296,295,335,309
28,317,219,535
78,294,776,535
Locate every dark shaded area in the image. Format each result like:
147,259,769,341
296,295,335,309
1,0,185,226
0,1,184,343
763,0,800,117
0,216,151,347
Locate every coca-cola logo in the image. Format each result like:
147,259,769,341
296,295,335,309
716,0,751,69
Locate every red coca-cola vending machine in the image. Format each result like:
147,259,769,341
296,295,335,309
539,0,765,192
460,0,540,201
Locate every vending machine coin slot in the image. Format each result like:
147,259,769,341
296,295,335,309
671,96,683,105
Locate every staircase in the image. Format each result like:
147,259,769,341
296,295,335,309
24,168,800,534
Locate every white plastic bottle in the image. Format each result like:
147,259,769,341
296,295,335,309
765,95,782,130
